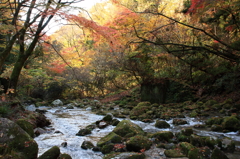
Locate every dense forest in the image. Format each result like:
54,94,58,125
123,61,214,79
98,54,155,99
1,1,240,159
0,0,240,102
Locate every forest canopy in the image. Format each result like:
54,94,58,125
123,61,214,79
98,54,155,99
0,0,240,103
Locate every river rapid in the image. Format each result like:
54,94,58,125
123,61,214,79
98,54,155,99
34,106,240,159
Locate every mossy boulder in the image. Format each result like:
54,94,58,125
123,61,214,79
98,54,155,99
113,120,145,138
0,118,38,159
181,128,194,136
188,147,211,159
221,137,235,152
211,147,229,159
222,115,240,131
102,114,113,123
151,131,174,142
190,134,205,147
164,148,186,158
16,119,34,138
81,141,95,150
126,135,152,152
101,143,115,154
76,128,91,136
58,153,72,159
97,132,122,147
129,102,151,120
38,146,60,159
155,120,170,128
211,124,223,132
104,152,145,159
206,117,223,126
204,136,221,149
179,142,195,156
173,119,188,125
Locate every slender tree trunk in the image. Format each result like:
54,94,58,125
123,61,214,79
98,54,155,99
9,54,28,92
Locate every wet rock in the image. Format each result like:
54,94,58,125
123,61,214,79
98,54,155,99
164,148,186,158
61,142,67,147
34,127,46,136
92,146,101,152
35,109,47,114
25,104,36,111
222,115,240,132
179,142,195,156
173,118,188,125
38,146,60,159
104,152,145,159
190,134,205,147
206,117,223,126
113,143,126,152
66,105,74,109
102,114,113,123
155,120,170,128
97,132,122,147
126,135,152,152
97,120,108,129
52,99,63,106
81,141,94,150
76,128,91,136
151,131,174,142
35,112,51,128
113,120,145,138
221,137,235,152
54,130,63,134
188,147,211,159
181,128,194,136
193,124,205,128
111,119,120,126
86,124,96,130
157,143,176,149
130,102,151,120
0,118,38,159
58,153,72,159
16,119,34,138
204,136,221,149
211,147,229,159
101,143,115,154
211,124,223,132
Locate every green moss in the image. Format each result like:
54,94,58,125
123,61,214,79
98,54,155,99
101,143,114,154
164,149,186,158
113,120,144,138
38,146,60,159
155,120,170,128
151,131,174,142
97,132,122,147
222,115,240,131
179,142,195,155
126,135,152,152
58,153,72,159
16,119,34,138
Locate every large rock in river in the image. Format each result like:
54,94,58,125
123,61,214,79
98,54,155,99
0,118,38,159
113,120,145,138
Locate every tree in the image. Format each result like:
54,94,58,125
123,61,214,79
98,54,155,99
0,0,80,93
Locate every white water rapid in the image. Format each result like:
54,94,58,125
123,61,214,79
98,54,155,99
34,106,240,159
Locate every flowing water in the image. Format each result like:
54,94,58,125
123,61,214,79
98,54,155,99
34,106,240,159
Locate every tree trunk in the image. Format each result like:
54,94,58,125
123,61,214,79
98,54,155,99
9,54,28,93
140,78,169,104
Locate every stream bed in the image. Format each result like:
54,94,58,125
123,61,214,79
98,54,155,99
34,106,240,159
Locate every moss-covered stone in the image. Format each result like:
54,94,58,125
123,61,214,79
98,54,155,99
126,135,152,152
103,152,145,159
58,153,72,159
206,117,223,126
111,119,120,126
0,118,38,159
97,132,122,147
38,146,60,159
181,128,194,136
155,120,170,128
179,142,195,155
221,137,235,152
211,124,223,132
211,147,229,159
204,136,221,149
81,141,94,150
190,134,205,147
164,149,186,158
101,143,115,154
222,115,240,131
102,114,113,123
16,119,34,138
173,119,188,125
76,128,91,136
113,120,144,138
151,131,174,142
188,147,211,159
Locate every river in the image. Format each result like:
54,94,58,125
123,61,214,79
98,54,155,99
34,106,240,159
